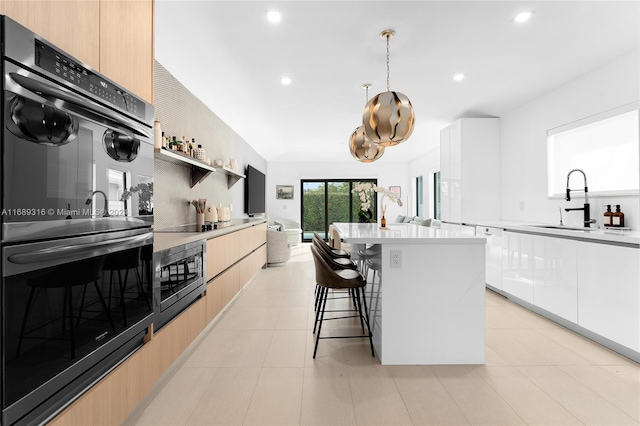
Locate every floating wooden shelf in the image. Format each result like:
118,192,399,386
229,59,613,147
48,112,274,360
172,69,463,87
212,165,245,188
154,149,215,187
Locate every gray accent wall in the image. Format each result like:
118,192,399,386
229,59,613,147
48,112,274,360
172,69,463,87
153,61,267,229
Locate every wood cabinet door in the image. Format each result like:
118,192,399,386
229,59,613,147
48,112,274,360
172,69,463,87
99,0,153,102
0,0,100,69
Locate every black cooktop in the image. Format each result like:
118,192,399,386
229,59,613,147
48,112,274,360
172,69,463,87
156,222,234,233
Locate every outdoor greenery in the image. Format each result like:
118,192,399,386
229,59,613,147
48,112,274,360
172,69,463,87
302,180,376,238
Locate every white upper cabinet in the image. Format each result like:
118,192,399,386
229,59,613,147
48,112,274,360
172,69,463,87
439,118,501,223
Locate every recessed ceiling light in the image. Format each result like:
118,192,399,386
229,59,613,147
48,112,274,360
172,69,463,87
513,11,534,23
453,73,465,82
281,76,292,85
267,11,282,23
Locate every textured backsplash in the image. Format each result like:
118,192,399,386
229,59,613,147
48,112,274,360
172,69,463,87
153,61,234,229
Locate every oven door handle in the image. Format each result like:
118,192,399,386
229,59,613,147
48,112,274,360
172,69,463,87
9,72,151,138
7,233,151,264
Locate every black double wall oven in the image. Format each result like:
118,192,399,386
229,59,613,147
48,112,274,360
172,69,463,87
1,16,154,425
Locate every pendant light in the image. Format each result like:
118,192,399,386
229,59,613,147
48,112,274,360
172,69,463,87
350,84,384,162
362,29,415,146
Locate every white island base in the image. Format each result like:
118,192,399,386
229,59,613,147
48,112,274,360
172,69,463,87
334,223,486,365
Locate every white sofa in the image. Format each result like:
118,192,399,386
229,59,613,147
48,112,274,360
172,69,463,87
273,218,302,246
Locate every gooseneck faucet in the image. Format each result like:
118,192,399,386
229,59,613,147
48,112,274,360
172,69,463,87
85,190,110,217
564,169,595,227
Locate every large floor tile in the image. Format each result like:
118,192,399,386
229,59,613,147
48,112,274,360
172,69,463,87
432,365,526,425
477,366,582,425
263,329,307,368
215,305,282,330
518,365,639,425
389,365,470,425
485,328,553,366
131,367,217,425
243,367,304,425
277,306,311,330
300,367,357,425
559,365,640,422
184,329,274,368
348,366,414,425
186,367,261,425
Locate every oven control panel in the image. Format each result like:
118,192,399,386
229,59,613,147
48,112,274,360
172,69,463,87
34,40,146,121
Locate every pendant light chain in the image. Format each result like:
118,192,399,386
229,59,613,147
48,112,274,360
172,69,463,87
386,34,391,92
361,28,414,147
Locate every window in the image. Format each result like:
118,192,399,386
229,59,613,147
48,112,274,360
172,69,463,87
301,179,377,241
416,176,423,217
434,171,441,219
547,104,639,197
107,169,127,215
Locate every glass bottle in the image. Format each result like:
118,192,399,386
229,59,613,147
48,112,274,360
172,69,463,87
603,205,613,227
612,205,625,227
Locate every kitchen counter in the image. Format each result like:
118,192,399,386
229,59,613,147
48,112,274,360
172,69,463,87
153,218,267,252
456,220,640,247
333,222,486,244
333,222,486,365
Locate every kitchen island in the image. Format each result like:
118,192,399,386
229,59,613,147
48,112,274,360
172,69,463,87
333,222,486,365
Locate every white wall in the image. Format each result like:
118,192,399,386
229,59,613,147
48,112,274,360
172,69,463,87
266,161,411,225
500,50,640,229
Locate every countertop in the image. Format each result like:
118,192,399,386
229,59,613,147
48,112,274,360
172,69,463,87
333,222,486,245
459,220,640,247
153,218,267,252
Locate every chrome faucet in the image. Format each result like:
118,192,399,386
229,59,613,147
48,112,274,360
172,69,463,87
564,169,595,227
85,190,110,217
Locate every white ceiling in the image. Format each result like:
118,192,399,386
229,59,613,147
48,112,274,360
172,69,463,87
155,1,640,163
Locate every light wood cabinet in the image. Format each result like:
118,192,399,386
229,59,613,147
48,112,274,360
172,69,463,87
206,223,267,322
207,223,267,281
50,297,207,426
99,0,154,103
0,0,100,69
0,0,154,103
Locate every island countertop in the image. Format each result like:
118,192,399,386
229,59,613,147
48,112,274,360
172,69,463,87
333,222,486,244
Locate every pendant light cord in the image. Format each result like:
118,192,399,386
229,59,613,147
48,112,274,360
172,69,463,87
386,34,390,91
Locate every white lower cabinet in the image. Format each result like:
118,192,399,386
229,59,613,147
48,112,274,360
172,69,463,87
532,236,578,323
477,226,503,290
502,231,534,303
577,243,640,353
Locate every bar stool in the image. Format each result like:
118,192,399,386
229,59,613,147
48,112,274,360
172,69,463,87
358,245,381,278
17,257,116,360
310,245,374,359
101,247,150,327
311,238,359,313
313,232,350,258
365,257,383,332
311,234,357,309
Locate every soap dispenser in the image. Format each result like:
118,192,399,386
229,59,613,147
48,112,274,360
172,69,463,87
603,205,613,227
612,204,625,227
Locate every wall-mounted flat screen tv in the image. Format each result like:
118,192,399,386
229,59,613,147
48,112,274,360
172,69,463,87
245,164,266,216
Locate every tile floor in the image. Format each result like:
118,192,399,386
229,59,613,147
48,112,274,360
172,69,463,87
126,244,640,426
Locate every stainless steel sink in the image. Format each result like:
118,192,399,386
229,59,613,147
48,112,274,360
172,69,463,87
526,225,597,232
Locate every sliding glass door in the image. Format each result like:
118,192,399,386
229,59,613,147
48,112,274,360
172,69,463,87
301,179,377,241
